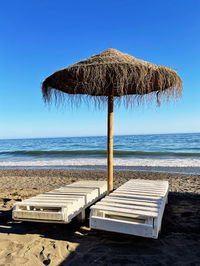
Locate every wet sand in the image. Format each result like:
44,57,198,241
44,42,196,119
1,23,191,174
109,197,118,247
0,169,200,265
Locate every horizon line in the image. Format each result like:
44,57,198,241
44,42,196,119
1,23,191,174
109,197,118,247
0,132,199,141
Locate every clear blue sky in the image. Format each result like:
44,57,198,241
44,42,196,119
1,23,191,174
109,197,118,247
0,0,199,139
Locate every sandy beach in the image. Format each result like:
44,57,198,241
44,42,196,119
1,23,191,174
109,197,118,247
0,169,200,265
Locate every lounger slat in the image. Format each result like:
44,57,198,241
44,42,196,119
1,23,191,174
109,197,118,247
101,199,160,210
32,196,78,200
17,203,81,209
121,182,166,186
116,187,166,193
103,197,161,207
50,191,91,195
112,193,162,200
97,201,160,212
116,190,165,197
91,204,158,217
109,196,162,204
121,184,167,189
23,199,77,204
120,183,165,187
43,193,85,198
120,186,168,193
56,189,95,192
12,210,64,221
123,186,164,189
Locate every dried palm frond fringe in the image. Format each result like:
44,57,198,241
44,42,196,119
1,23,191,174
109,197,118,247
42,48,182,108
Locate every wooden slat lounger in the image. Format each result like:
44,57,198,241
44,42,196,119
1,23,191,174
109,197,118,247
12,181,107,224
90,179,168,239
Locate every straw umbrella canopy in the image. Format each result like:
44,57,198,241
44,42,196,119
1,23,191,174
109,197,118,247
42,48,182,194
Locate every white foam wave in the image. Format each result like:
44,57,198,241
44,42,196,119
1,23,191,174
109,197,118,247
0,158,200,167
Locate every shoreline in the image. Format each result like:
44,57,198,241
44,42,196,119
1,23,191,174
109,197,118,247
1,165,200,175
0,169,200,265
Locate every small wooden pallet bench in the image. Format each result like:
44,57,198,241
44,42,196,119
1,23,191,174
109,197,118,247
12,180,107,224
90,179,168,239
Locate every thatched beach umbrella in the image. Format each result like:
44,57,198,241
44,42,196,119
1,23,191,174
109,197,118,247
42,48,182,194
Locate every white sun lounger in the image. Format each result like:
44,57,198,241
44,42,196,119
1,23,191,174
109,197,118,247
90,179,168,239
12,180,107,224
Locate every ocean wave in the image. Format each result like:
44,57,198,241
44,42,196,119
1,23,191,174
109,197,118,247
0,158,200,167
1,150,200,158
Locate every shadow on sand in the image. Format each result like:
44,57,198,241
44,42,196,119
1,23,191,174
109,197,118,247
0,192,200,266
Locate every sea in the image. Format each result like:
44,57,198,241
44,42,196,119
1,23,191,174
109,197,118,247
0,133,200,174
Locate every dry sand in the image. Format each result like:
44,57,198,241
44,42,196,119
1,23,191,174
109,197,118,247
0,169,200,266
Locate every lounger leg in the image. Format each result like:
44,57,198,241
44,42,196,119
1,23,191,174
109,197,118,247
152,218,158,239
77,210,86,222
166,195,168,204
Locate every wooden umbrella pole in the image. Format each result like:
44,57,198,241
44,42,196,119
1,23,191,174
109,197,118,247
107,88,114,194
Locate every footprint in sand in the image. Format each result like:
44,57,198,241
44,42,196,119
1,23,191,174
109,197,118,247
43,254,51,266
39,246,51,266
